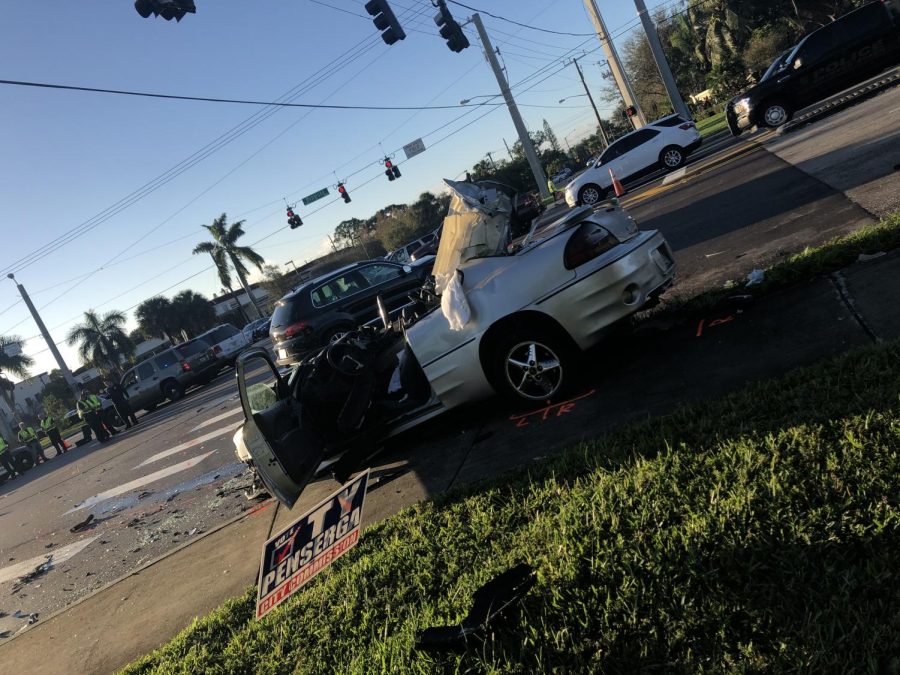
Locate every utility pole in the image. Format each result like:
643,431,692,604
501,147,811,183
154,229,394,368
485,152,498,171
472,14,550,199
7,274,79,398
502,138,513,160
634,0,691,119
571,56,609,148
286,260,300,277
582,0,646,128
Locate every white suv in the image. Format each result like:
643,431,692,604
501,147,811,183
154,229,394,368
565,114,701,207
197,323,250,368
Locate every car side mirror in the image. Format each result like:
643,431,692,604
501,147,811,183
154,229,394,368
402,265,412,275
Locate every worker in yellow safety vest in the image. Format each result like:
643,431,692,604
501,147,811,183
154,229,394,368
76,385,109,443
1,434,18,479
41,413,69,456
18,422,48,464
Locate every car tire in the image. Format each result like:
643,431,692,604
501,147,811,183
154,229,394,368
161,380,185,403
578,184,605,206
14,451,34,473
760,99,792,128
659,145,685,171
490,326,577,406
321,325,354,347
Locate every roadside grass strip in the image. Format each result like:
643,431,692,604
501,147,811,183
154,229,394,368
124,340,900,673
672,211,900,314
696,111,726,137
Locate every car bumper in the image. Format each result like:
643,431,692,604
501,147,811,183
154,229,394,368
727,105,753,134
685,137,702,153
536,231,677,351
273,338,318,366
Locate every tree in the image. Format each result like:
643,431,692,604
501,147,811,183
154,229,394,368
136,296,178,342
0,335,33,418
192,213,266,319
170,290,216,337
41,370,76,409
66,310,135,376
334,218,369,250
260,264,297,312
41,393,69,424
542,119,561,154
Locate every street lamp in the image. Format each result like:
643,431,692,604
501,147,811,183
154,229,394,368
559,94,589,104
459,94,499,105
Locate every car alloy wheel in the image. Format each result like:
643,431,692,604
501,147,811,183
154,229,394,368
162,380,184,402
504,340,564,401
579,184,603,206
763,103,788,127
662,147,684,169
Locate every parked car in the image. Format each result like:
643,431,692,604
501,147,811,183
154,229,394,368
410,226,443,261
233,179,676,507
727,1,900,134
197,323,250,368
242,317,271,343
551,167,573,186
120,337,219,412
565,114,701,207
270,257,436,365
386,233,439,264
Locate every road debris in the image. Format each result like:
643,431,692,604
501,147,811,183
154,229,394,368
857,251,886,262
11,556,54,594
69,514,95,533
745,269,765,286
415,563,536,652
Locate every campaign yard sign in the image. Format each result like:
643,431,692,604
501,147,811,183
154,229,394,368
255,470,370,619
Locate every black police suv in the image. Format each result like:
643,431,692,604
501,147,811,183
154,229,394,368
270,258,434,365
727,0,900,135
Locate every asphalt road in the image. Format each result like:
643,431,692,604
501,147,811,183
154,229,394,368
1,83,897,645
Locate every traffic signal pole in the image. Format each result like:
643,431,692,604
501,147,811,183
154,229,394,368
7,273,80,398
471,14,550,200
582,0,646,128
633,0,691,119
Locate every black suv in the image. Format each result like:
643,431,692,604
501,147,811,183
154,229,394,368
727,1,900,135
270,259,434,364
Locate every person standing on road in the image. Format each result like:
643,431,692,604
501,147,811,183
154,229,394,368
104,378,138,429
77,386,109,443
0,435,18,479
40,413,69,456
17,422,48,464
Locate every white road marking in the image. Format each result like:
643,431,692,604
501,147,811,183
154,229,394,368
66,452,216,514
662,167,686,185
0,536,100,585
190,406,243,432
134,423,241,469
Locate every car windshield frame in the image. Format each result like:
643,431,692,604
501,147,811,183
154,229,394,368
760,48,794,81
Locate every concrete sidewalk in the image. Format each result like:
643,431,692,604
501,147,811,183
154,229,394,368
2,248,899,673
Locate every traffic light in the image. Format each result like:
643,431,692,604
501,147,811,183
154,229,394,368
337,183,351,203
286,207,303,229
365,0,406,45
384,159,401,181
624,105,638,118
134,0,196,21
434,0,469,53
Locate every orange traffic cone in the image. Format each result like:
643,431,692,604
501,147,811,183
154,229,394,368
608,168,626,198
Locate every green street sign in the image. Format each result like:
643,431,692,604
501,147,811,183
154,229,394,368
302,188,329,206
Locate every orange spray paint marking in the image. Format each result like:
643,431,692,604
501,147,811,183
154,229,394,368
696,319,705,338
509,389,597,428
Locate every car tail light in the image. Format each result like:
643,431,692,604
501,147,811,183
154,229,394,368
213,345,222,355
564,223,618,270
679,122,695,129
180,360,191,372
283,321,309,339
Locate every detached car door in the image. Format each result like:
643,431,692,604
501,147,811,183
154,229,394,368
236,349,324,509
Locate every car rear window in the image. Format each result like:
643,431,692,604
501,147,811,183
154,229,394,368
206,325,238,342
652,115,688,127
175,339,210,358
153,351,177,370
271,299,306,328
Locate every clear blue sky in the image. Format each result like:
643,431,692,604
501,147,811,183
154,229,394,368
1,0,674,378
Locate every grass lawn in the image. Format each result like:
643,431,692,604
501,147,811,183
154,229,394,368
696,111,727,137
124,338,900,674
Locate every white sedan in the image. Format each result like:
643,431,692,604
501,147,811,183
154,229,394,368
234,181,676,507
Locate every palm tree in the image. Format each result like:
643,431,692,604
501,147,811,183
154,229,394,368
66,310,135,376
193,213,265,320
136,296,178,342
0,335,33,418
171,290,216,337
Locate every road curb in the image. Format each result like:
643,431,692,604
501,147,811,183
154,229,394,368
0,496,279,647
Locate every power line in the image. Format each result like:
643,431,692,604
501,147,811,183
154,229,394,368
446,1,596,36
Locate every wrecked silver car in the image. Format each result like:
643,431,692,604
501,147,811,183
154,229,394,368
233,180,677,507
